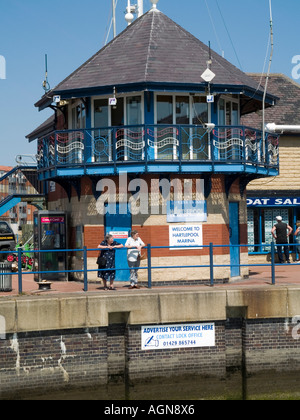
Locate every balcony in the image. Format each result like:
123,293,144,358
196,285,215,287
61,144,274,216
36,125,279,180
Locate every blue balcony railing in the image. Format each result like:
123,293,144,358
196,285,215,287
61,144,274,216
36,124,279,177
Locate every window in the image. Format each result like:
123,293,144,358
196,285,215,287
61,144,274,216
248,208,293,253
176,96,189,125
157,95,173,124
126,96,142,126
71,102,86,129
156,94,208,125
0,222,12,234
219,99,225,125
192,97,208,125
92,95,143,162
217,97,241,160
93,95,142,127
155,94,209,161
94,99,109,127
218,97,240,126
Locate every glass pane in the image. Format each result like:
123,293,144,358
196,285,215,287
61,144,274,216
72,104,86,129
126,96,142,125
81,104,86,129
219,99,225,125
232,102,239,125
192,96,208,125
76,105,81,128
176,96,189,124
94,99,109,127
157,95,173,124
226,102,231,125
72,108,76,129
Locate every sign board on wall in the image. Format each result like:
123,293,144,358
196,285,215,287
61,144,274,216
109,231,129,239
169,224,203,250
247,197,300,207
167,200,207,223
142,323,215,350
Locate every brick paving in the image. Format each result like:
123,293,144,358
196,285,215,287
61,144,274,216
0,262,299,298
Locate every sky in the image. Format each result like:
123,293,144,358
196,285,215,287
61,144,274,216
0,0,300,166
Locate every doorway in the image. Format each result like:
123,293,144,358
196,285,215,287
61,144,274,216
104,203,132,282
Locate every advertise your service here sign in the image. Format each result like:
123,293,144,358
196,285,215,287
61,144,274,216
169,224,203,250
141,323,215,351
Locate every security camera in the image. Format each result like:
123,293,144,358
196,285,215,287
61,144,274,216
202,123,215,132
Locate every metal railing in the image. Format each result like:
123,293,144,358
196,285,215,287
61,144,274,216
36,124,279,174
0,241,299,295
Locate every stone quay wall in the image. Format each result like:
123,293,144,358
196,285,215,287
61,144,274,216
0,287,300,398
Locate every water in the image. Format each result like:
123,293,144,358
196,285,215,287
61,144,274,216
18,371,300,400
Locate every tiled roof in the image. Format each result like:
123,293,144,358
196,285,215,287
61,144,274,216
0,166,13,172
26,114,55,142
242,73,300,128
51,9,263,93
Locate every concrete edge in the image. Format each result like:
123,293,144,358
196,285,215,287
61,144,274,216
1,288,300,334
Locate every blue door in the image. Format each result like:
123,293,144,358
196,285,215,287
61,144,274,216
105,203,132,282
229,202,240,277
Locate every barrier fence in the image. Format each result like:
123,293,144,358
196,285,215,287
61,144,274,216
0,242,299,294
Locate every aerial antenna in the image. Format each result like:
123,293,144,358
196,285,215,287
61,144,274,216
200,41,215,85
137,0,144,16
262,0,274,147
208,41,212,68
112,0,117,38
42,54,51,93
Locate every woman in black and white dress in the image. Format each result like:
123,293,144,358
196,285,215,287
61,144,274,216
98,234,123,290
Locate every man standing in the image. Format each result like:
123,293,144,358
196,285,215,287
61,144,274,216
271,216,293,264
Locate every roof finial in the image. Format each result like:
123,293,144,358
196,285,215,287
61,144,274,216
150,0,159,10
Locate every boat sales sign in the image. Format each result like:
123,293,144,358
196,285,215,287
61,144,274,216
141,323,215,351
247,197,300,207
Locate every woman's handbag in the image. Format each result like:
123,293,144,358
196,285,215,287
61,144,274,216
97,255,106,268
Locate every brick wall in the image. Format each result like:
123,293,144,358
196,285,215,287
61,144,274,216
248,135,300,192
244,319,300,374
0,328,108,398
48,174,249,282
126,323,226,382
1,317,299,398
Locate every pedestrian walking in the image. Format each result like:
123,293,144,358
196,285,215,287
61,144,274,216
97,234,123,290
125,230,145,289
271,216,293,264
